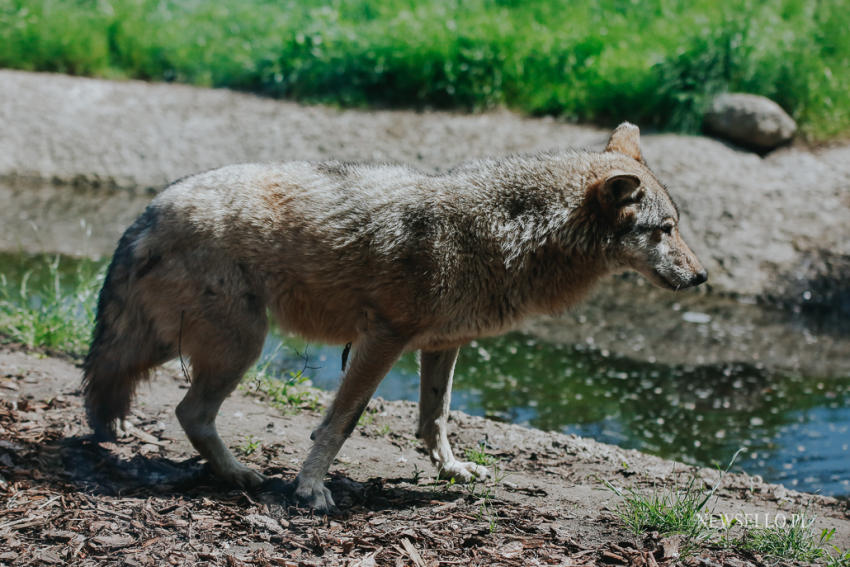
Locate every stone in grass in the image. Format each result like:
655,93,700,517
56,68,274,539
703,93,797,151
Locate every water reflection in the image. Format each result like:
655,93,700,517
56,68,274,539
261,331,850,496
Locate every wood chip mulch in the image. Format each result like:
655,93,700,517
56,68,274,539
0,369,764,567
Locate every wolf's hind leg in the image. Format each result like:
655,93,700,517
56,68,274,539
418,348,489,482
176,367,265,488
175,308,268,489
295,329,407,512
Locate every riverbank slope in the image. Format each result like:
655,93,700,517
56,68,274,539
2,343,849,565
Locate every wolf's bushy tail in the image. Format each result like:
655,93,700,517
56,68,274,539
82,209,163,440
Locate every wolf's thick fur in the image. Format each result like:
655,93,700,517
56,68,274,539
83,123,706,511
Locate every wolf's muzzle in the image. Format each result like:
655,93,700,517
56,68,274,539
690,269,708,287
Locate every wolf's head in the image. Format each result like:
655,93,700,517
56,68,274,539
589,122,707,290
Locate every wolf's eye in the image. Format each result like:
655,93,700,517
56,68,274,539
661,221,675,235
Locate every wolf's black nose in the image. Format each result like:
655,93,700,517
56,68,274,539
692,270,708,286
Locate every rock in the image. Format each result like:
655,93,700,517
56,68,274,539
601,550,629,564
245,513,286,535
91,534,135,549
771,485,788,501
703,93,797,151
658,535,683,560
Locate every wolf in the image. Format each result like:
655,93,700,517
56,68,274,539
82,122,706,512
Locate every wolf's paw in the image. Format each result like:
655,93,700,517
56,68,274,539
114,419,130,438
438,460,489,483
219,464,267,490
91,418,128,442
294,475,336,514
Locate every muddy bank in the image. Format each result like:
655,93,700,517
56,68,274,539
524,275,850,376
2,70,850,301
2,344,849,566
2,70,849,373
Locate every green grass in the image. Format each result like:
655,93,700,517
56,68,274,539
0,253,317,413
605,451,738,553
243,368,317,412
0,255,103,356
606,450,850,563
239,434,262,456
606,475,717,544
723,511,850,566
357,406,377,428
464,441,497,468
242,345,318,412
2,0,849,140
607,478,850,562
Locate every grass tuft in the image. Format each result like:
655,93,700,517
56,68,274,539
0,255,103,357
606,475,716,543
607,450,850,562
239,434,262,456
724,512,850,565
605,450,741,553
242,345,318,412
464,441,497,468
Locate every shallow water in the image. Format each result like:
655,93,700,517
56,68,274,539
261,331,850,496
2,251,849,496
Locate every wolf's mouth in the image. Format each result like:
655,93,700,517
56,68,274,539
652,269,680,291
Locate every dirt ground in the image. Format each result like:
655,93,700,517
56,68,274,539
2,343,849,566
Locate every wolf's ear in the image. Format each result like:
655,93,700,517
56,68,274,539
600,174,642,207
605,122,643,162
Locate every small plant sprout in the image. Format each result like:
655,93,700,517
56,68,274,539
464,441,496,468
411,463,423,484
240,435,261,456
463,479,499,533
357,406,378,428
242,345,317,413
478,492,498,534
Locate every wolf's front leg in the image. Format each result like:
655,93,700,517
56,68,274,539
418,348,489,482
294,332,408,512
